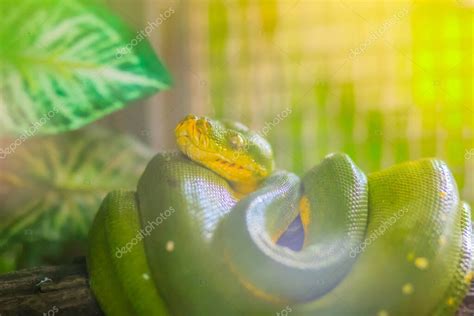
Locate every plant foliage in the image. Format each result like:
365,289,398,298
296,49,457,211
0,0,171,135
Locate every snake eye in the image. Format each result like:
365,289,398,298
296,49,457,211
229,134,245,150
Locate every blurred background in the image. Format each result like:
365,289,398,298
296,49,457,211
0,0,472,272
106,0,473,204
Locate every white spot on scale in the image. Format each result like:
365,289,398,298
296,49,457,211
142,273,150,280
438,235,447,246
414,257,429,270
166,240,175,252
402,283,414,295
377,310,389,316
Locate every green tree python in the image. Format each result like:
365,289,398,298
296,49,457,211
87,115,473,316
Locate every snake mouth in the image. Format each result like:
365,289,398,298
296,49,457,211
175,115,266,187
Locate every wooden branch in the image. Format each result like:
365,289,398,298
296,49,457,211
0,257,473,315
0,258,103,316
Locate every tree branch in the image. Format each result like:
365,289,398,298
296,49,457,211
0,258,102,316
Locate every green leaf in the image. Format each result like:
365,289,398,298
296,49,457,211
0,0,172,136
0,128,153,269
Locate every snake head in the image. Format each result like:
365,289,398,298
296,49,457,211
175,115,275,192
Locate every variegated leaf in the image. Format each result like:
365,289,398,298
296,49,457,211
0,128,153,270
0,0,172,135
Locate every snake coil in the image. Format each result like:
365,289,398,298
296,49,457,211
88,116,472,316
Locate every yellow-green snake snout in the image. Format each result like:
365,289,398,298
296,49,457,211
175,115,275,194
88,116,472,316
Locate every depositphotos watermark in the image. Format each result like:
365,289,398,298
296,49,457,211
0,107,59,159
115,8,175,59
230,107,293,161
465,148,474,160
43,306,59,316
276,305,292,316
259,107,293,137
115,206,175,258
350,4,411,58
350,208,408,258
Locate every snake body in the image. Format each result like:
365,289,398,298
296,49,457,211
88,115,472,315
